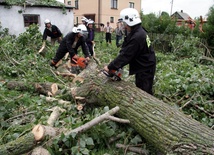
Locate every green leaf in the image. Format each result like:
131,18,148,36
81,148,90,155
80,138,86,147
131,135,142,145
104,128,115,137
86,137,94,146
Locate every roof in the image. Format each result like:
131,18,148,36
171,11,192,20
0,0,74,9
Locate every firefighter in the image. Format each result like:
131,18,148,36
42,19,62,45
50,24,90,70
86,19,95,56
103,8,156,95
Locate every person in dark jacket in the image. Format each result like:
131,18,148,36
103,8,156,95
86,19,95,56
50,24,90,68
43,19,62,45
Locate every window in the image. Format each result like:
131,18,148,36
110,17,114,23
23,14,39,27
76,17,78,26
111,0,117,9
75,0,79,9
129,2,134,8
67,1,71,5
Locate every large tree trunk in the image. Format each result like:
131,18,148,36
72,67,214,154
3,62,214,154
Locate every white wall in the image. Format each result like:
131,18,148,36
0,5,74,36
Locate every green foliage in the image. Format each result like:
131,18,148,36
201,5,214,50
155,52,214,127
0,20,213,155
170,35,203,59
0,25,148,154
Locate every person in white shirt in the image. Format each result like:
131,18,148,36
104,22,113,44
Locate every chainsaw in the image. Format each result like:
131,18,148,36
102,68,123,81
70,57,88,74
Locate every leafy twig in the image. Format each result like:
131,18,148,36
179,94,195,110
4,111,36,122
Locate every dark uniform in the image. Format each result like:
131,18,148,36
43,25,62,41
107,24,156,95
86,27,95,56
52,32,90,64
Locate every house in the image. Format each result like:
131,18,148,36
171,10,207,32
0,0,74,36
62,0,141,29
171,10,196,29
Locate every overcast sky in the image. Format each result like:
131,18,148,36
57,0,213,19
141,0,214,18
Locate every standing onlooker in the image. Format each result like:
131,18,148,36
104,22,113,44
86,19,95,56
42,19,62,45
103,8,156,95
99,23,105,44
115,22,124,47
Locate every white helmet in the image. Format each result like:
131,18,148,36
120,8,141,26
87,19,94,26
44,19,51,24
72,24,88,38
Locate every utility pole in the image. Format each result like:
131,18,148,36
170,0,174,15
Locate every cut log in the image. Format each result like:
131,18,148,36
31,124,59,141
0,107,124,155
0,133,36,155
71,68,214,154
31,146,51,155
6,81,59,96
47,106,66,127
35,83,58,96
39,95,71,108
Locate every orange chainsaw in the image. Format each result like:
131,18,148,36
70,57,88,74
71,57,88,69
102,68,122,81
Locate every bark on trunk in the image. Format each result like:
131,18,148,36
0,107,123,155
72,69,214,154
6,81,59,96
0,133,36,155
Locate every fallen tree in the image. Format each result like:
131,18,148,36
2,61,214,154
70,62,214,154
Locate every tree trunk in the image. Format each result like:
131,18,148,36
0,107,124,155
72,69,214,154
6,81,60,96
0,133,36,155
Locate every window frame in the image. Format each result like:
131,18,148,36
75,0,79,9
111,0,118,9
23,14,40,27
129,2,134,8
110,17,114,23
